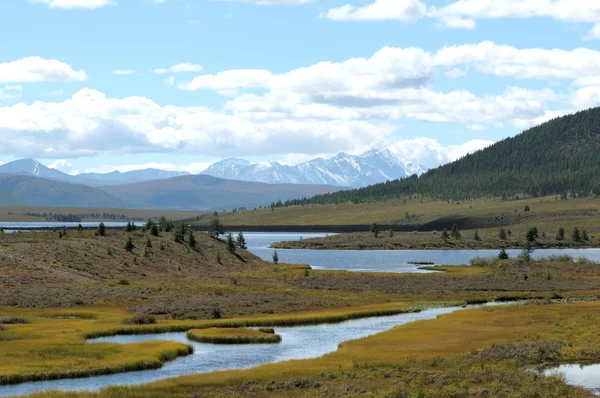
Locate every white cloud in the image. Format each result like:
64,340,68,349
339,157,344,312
387,138,494,168
0,86,23,102
51,89,65,96
466,124,487,130
112,69,136,75
445,68,467,78
322,0,427,21
49,159,73,171
164,76,175,87
324,0,600,38
0,57,87,83
29,0,116,9
153,63,203,74
0,88,393,159
226,0,313,4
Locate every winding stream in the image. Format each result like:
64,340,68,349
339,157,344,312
0,305,478,396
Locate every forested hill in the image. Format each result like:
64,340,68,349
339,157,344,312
290,107,600,204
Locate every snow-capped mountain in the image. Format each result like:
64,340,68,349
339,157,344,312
0,159,189,186
202,149,427,188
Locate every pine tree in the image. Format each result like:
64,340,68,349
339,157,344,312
572,227,582,243
498,228,507,240
76,223,84,232
146,238,152,248
188,230,197,249
227,232,236,253
441,229,450,242
272,250,279,264
174,222,186,244
498,249,509,260
473,230,481,241
125,221,134,232
208,217,224,239
556,227,565,241
236,232,247,249
151,223,160,237
96,222,106,237
582,229,589,242
124,237,134,252
450,224,461,239
526,227,539,243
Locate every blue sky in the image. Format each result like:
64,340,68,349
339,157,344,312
1,0,599,174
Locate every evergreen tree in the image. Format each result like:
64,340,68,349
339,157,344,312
188,229,197,249
145,219,155,232
125,221,134,232
582,229,589,242
76,223,84,232
151,223,160,237
146,238,153,248
272,250,279,264
174,222,186,243
556,227,565,241
124,237,134,252
572,227,582,243
450,224,461,239
498,228,507,240
473,230,481,241
441,229,450,242
96,222,106,237
208,217,224,239
526,227,539,243
236,232,247,249
369,223,379,238
498,249,509,260
227,232,236,253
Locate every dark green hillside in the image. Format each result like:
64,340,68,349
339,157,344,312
293,108,600,204
0,175,126,208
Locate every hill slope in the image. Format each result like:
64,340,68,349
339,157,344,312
0,175,126,208
102,174,342,210
296,108,600,204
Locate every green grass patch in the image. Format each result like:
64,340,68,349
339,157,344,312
186,328,282,344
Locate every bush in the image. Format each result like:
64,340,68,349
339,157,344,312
0,317,29,325
498,228,508,240
123,315,156,325
470,257,490,267
546,254,574,263
118,278,130,285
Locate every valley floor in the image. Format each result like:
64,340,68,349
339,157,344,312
2,227,600,396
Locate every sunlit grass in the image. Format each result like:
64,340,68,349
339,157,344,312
186,328,282,344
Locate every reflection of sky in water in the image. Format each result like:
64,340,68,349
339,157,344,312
0,306,465,396
542,363,600,395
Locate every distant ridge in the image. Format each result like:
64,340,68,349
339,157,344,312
202,149,427,188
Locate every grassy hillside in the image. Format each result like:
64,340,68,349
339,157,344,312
102,174,341,211
285,107,600,205
0,175,125,208
0,206,201,223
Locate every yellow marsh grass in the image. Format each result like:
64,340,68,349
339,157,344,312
23,301,600,398
186,328,282,344
0,302,415,385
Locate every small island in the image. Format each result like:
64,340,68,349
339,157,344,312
186,328,282,345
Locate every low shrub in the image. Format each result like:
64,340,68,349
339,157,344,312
123,315,157,325
469,257,490,267
546,254,574,263
0,317,29,325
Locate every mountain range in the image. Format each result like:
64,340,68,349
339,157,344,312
297,107,600,205
202,149,427,188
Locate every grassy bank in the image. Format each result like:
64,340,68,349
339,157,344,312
20,301,600,397
186,328,282,344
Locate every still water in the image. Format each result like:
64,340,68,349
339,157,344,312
0,305,471,396
242,232,600,273
541,363,600,396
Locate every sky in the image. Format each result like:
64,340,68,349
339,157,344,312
1,0,600,175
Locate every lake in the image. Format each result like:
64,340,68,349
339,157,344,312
540,363,600,396
242,232,600,273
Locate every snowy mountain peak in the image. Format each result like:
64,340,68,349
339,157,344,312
202,150,428,188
